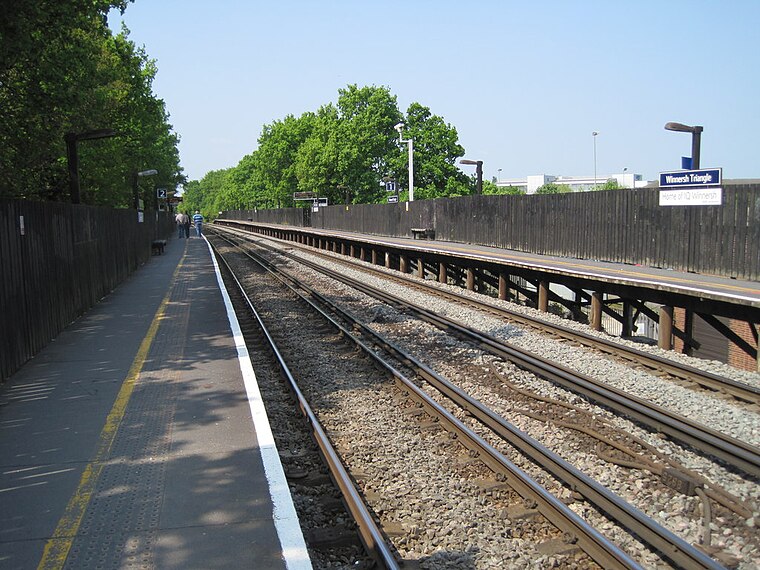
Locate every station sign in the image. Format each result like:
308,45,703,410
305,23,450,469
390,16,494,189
293,191,316,201
659,168,721,188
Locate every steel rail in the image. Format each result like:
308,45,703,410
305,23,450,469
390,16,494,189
225,237,725,570
209,239,401,570
218,223,760,405
214,228,760,480
210,232,644,570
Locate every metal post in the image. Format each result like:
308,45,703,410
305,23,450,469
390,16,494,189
65,134,80,204
438,262,447,283
466,268,475,291
691,128,702,170
408,138,414,202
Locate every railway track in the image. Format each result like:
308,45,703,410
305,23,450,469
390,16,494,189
215,220,760,406
212,225,760,480
207,231,748,569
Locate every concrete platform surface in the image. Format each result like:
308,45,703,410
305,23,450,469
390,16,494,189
0,236,310,569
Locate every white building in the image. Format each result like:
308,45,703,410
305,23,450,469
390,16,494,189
497,172,647,194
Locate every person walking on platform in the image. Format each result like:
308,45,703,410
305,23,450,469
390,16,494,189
176,211,189,238
192,210,204,237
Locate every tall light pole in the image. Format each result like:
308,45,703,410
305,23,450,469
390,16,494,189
132,169,158,218
664,122,703,169
395,123,414,201
497,168,502,183
592,131,599,190
460,159,483,195
64,129,118,204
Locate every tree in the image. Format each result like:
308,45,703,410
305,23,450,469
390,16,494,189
535,183,572,194
390,102,469,199
481,180,524,195
596,178,623,191
188,84,469,209
0,3,183,205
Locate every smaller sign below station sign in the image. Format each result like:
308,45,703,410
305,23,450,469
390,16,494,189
387,195,399,204
659,187,722,207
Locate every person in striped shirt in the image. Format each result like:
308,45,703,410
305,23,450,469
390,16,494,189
192,211,204,237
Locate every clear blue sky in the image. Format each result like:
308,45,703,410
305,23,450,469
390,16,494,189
110,1,760,184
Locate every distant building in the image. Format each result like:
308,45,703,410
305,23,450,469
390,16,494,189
497,172,647,194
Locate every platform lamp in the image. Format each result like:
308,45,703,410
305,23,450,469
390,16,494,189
64,129,118,204
132,169,158,213
664,122,703,169
460,159,483,195
394,123,414,202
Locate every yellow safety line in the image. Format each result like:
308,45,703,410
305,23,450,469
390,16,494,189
37,248,186,570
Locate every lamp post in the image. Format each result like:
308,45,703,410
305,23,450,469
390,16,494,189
64,129,118,204
394,123,414,201
132,169,158,219
460,159,483,195
664,122,703,169
497,168,502,184
592,131,599,190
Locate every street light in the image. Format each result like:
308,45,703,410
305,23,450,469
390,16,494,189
664,121,703,169
497,168,502,183
460,159,484,195
64,129,118,204
592,131,599,190
132,169,158,214
394,122,414,201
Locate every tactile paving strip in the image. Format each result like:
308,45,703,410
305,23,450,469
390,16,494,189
63,270,190,569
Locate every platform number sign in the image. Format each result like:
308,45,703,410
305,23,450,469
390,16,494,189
385,181,396,193
156,188,167,199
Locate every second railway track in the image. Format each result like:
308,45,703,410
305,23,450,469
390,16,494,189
207,229,760,569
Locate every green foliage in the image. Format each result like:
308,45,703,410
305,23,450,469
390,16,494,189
0,2,184,205
181,169,231,220
191,84,469,210
481,180,524,196
596,178,623,191
535,182,572,194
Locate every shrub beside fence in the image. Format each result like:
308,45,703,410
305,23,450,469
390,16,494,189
0,200,174,382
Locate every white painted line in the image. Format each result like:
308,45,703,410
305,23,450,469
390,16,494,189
204,237,313,570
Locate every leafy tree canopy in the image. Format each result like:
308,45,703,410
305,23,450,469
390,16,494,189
0,1,184,205
535,182,572,195
202,84,470,211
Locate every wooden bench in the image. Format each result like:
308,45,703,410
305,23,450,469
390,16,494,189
411,228,435,240
151,239,167,255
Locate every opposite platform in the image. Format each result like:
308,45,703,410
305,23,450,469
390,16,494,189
0,236,311,569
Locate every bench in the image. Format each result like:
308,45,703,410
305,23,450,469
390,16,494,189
411,228,435,240
151,239,167,255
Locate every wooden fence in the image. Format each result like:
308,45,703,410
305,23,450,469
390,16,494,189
0,200,174,382
301,184,757,281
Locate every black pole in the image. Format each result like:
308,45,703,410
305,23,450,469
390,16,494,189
65,133,80,204
132,171,139,210
691,127,703,170
475,161,483,195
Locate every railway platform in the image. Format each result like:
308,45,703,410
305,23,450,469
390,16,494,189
0,236,311,569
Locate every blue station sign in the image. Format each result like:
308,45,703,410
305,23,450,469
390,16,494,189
659,168,722,188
